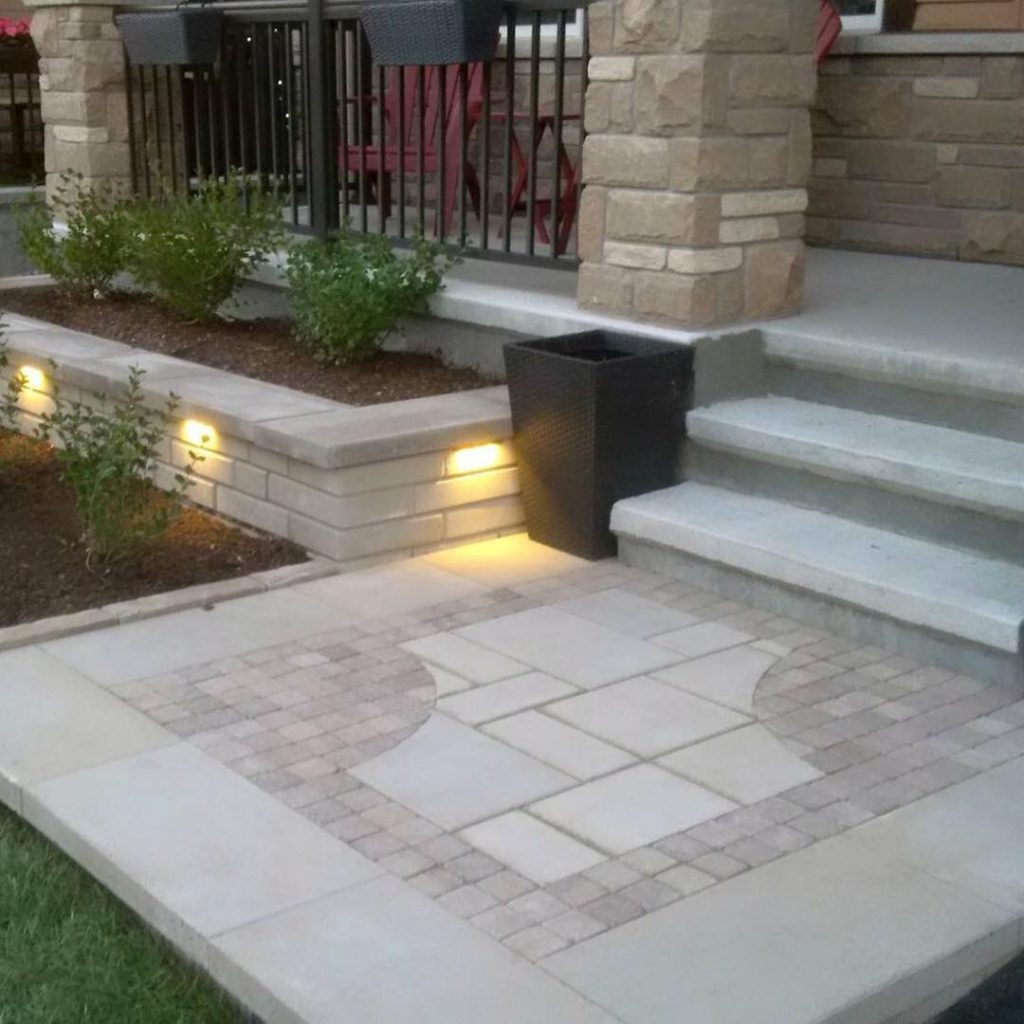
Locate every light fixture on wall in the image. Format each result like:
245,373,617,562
448,443,503,476
182,418,217,450
18,365,45,391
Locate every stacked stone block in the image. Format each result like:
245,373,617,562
577,0,818,327
810,52,1024,266
28,1,130,198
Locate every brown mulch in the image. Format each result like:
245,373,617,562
0,288,498,406
0,431,306,629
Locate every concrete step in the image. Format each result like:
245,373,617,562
688,397,1024,522
611,483,1024,688
765,332,1024,444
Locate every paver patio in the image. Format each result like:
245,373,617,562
3,534,1024,1022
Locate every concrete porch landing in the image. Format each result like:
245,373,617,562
3,536,1024,1023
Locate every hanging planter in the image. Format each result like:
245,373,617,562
360,0,502,66
116,4,223,66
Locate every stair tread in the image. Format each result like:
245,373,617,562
612,483,1024,655
688,396,1024,518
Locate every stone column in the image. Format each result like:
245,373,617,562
577,0,818,327
27,0,130,199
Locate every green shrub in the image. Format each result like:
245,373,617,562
0,338,24,433
128,177,285,322
285,231,456,364
36,367,202,564
16,173,131,296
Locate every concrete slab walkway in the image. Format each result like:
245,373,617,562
2,534,1023,1023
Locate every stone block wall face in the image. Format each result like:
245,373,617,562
29,3,130,198
6,374,524,565
577,0,818,328
810,53,1024,265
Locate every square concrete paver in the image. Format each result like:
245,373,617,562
531,765,737,855
652,646,778,714
459,812,606,885
210,876,616,1023
423,534,589,587
650,622,754,660
296,561,486,621
458,609,681,689
658,724,823,804
41,590,345,685
554,589,699,639
437,673,577,726
483,712,636,781
546,677,751,758
351,715,572,831
423,665,473,696
0,647,173,809
401,633,528,684
24,744,380,952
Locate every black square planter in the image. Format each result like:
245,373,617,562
117,9,223,66
360,0,502,65
504,331,693,561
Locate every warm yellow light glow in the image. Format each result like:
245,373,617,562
19,365,45,392
182,419,217,450
448,442,503,476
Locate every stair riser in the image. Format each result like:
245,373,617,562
686,445,1024,565
619,537,1023,690
768,364,1024,444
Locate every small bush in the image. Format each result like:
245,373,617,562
285,231,456,364
128,177,285,322
16,172,131,296
0,331,26,434
36,367,202,564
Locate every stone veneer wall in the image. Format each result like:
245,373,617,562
2,348,523,565
810,50,1024,265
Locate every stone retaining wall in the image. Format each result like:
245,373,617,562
809,50,1024,265
1,316,524,564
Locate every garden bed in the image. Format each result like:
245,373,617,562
0,287,497,406
0,430,304,628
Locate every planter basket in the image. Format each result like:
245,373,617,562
117,8,223,66
504,331,693,560
360,0,502,66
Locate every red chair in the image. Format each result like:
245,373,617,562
341,63,484,236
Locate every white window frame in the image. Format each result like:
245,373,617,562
497,9,585,58
840,0,885,33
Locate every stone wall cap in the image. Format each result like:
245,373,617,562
834,30,1024,56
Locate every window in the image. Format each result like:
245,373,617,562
837,0,884,32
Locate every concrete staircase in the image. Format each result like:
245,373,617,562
611,331,1024,688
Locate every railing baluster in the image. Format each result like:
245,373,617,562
396,65,406,239
501,6,515,254
124,51,139,195
337,20,351,226
526,11,540,258
480,59,491,252
457,61,468,248
551,8,566,259
354,26,368,234
284,22,298,224
139,66,153,195
416,63,425,236
376,60,387,234
437,64,447,240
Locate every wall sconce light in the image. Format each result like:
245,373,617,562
18,365,45,392
448,442,502,476
182,418,217,450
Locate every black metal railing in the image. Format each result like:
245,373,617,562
125,0,588,263
0,39,43,183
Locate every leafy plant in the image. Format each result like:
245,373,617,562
128,177,285,321
16,172,131,296
0,334,25,434
285,231,456,363
36,367,202,564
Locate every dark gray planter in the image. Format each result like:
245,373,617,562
504,331,693,560
117,8,223,66
360,0,502,66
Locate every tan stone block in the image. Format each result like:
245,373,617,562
587,0,614,54
942,57,981,77
936,144,958,165
577,263,633,315
614,0,680,52
719,216,780,243
727,107,793,136
604,241,667,269
106,91,130,143
910,98,1024,145
807,179,872,220
957,145,1024,168
606,189,720,244
43,55,123,92
776,213,805,238
669,136,787,191
813,157,847,178
838,219,959,257
634,55,726,135
589,56,635,82
584,82,633,135
743,240,804,319
980,57,1024,100
789,0,818,54
787,108,812,186
858,56,945,77
582,135,670,187
935,166,1013,210
67,6,118,22
806,215,840,243
40,90,106,126
912,77,978,99
666,246,743,273
577,185,607,263
696,0,791,54
961,211,1024,264
845,140,936,183
53,124,109,144
59,20,104,40
721,188,807,218
815,77,912,140
633,269,742,326
820,57,851,76
730,55,817,108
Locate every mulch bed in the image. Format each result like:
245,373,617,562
0,431,305,629
0,288,497,406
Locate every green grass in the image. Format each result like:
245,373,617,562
0,804,246,1024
